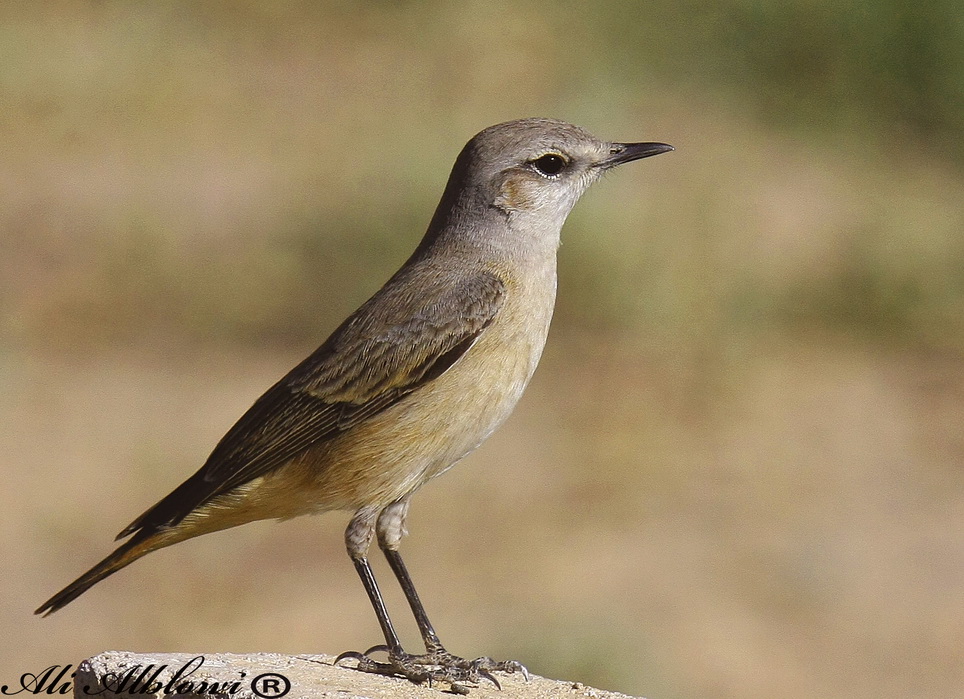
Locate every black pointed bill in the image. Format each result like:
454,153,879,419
600,141,674,168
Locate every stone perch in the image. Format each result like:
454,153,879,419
74,652,645,699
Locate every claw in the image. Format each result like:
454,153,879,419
476,668,501,690
496,659,529,681
335,644,525,692
333,650,367,666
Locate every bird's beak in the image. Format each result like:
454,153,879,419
601,142,674,168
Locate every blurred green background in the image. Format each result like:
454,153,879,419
3,2,963,698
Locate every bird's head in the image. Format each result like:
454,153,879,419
461,118,673,222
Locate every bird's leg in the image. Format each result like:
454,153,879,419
375,499,444,654
333,505,464,689
334,508,434,683
377,500,529,689
335,501,527,690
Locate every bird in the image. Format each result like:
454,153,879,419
36,118,673,690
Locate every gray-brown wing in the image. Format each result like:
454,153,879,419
118,271,505,539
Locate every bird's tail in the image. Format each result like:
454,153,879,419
35,532,168,617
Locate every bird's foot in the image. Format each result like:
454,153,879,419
334,644,528,693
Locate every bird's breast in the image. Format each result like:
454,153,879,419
296,260,558,510
412,260,557,470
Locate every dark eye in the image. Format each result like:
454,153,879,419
531,153,567,177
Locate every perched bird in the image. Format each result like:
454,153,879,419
37,118,672,689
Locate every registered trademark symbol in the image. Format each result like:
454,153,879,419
250,672,291,698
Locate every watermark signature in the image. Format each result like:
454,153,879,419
1,656,290,698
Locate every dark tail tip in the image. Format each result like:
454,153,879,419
36,590,78,617
36,578,95,616
35,536,151,617
36,562,113,617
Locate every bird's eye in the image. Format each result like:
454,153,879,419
530,153,567,177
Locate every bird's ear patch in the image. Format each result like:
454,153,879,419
494,173,535,213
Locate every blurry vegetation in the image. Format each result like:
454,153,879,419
2,0,963,352
600,0,964,160
5,4,964,699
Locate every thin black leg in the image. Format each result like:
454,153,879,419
381,547,443,652
335,510,528,690
378,545,529,688
351,557,403,653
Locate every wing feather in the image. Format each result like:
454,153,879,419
118,271,505,538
